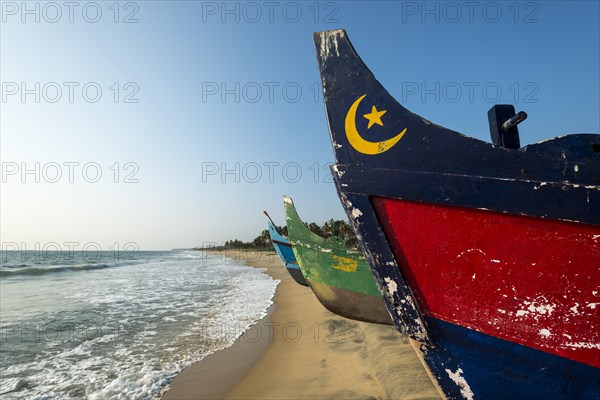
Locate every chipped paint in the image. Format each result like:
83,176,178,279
516,298,556,319
539,328,552,338
564,341,600,349
340,193,353,209
445,368,474,400
318,29,342,60
570,304,580,314
587,303,598,310
351,207,363,218
384,277,398,296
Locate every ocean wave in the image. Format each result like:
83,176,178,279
0,263,124,277
0,252,279,399
0,264,30,268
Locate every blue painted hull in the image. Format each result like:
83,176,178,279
418,317,600,400
266,220,309,287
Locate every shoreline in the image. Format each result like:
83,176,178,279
162,250,283,400
162,305,277,400
162,249,440,399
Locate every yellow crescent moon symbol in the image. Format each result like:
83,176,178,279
345,94,407,155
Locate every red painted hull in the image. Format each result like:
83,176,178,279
373,197,600,368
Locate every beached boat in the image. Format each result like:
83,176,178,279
264,211,309,287
284,196,391,325
314,29,600,399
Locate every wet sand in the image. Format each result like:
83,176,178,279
162,250,439,399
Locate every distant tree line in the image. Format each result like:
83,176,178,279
194,219,358,250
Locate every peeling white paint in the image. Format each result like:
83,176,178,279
471,273,476,279
539,328,552,338
319,30,342,60
351,208,363,218
532,181,550,190
341,196,353,208
384,277,398,296
491,259,500,263
445,368,474,400
587,303,598,310
564,342,600,349
529,303,555,315
516,298,556,319
570,304,580,314
498,309,506,314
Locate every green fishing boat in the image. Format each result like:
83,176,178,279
284,196,391,325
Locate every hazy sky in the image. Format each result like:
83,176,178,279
1,1,599,250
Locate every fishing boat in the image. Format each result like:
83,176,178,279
314,29,600,399
264,211,309,287
284,196,391,325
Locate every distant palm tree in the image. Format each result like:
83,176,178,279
223,217,358,251
307,222,323,236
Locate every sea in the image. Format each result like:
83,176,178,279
0,250,279,399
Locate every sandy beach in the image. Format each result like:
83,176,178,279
162,250,440,400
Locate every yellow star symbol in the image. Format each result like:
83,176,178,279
363,105,387,129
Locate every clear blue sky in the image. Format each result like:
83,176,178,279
1,1,598,250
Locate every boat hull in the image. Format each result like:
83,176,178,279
314,29,600,399
285,262,308,287
306,280,391,324
284,196,391,325
267,220,309,287
416,316,600,400
373,196,600,367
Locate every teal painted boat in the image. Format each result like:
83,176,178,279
264,211,309,287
